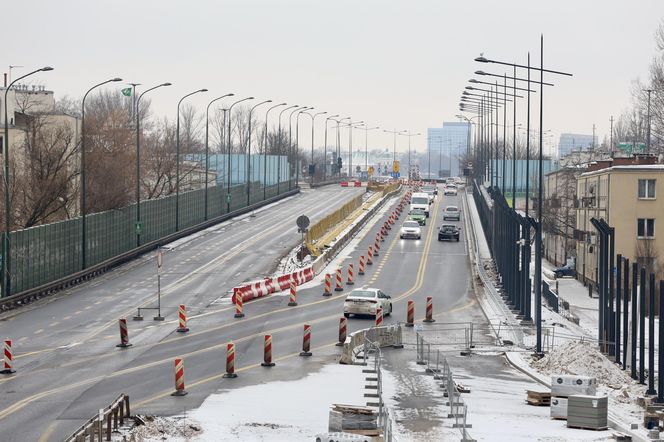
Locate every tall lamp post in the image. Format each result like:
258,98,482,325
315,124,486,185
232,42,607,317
336,117,350,176
384,129,406,178
323,114,339,181
358,125,380,179
204,93,234,220
399,131,421,180
287,106,307,190
81,76,122,269
278,105,298,193
247,100,272,206
135,83,172,247
176,88,208,231
226,97,254,211
307,111,327,185
295,107,313,187
2,66,53,297
263,102,287,200
345,120,364,178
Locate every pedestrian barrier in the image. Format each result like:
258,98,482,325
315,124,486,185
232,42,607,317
176,304,189,332
323,273,332,296
172,358,187,396
405,300,415,327
261,334,275,367
63,394,131,442
1,340,15,374
424,296,435,323
337,317,347,346
288,278,298,306
116,319,132,348
224,342,238,378
359,255,366,275
347,264,354,285
335,268,344,291
300,324,313,357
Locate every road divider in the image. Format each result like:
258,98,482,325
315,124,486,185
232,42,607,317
172,358,187,396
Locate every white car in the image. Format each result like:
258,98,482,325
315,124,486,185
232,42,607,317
443,205,461,221
343,287,393,318
444,186,458,196
400,220,422,239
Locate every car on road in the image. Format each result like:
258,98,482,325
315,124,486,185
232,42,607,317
553,264,576,278
408,208,427,225
438,224,460,242
422,184,438,196
400,220,422,239
410,192,431,217
343,287,393,318
422,186,436,203
444,186,458,196
443,205,461,221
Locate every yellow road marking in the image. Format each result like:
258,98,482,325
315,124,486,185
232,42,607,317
49,322,59,327
37,421,58,442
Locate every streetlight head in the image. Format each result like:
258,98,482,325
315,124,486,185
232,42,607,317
469,79,478,83
465,86,474,90
462,91,470,95
200,89,208,92
474,70,487,76
475,56,489,63
162,82,172,86
248,96,255,99
111,77,122,82
41,66,54,72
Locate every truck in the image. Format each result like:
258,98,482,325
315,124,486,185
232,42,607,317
410,192,431,217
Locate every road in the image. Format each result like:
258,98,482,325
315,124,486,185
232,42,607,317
0,184,483,441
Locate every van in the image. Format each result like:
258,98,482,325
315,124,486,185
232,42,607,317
410,192,431,217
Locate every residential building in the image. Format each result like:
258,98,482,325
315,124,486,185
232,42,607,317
427,122,470,178
574,155,664,286
558,133,597,158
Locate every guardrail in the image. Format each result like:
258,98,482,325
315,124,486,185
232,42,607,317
542,281,559,313
64,394,130,442
0,188,300,312
339,324,403,365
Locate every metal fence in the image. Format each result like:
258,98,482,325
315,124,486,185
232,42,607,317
8,180,292,296
542,281,559,313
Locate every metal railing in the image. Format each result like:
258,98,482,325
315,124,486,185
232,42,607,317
363,329,398,442
64,394,130,442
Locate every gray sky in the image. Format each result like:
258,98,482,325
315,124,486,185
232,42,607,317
5,0,664,154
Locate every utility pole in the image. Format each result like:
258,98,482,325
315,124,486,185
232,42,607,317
645,89,654,154
592,124,596,150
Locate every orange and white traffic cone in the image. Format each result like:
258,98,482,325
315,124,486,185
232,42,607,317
367,246,374,265
373,236,380,256
234,289,245,318
261,334,275,367
323,273,332,296
347,264,354,285
288,278,298,306
1,340,15,374
405,300,415,327
177,304,189,332
300,324,312,357
171,358,187,396
223,342,238,378
335,268,343,291
424,296,436,323
116,318,132,348
358,255,365,275
375,307,383,327
336,317,347,346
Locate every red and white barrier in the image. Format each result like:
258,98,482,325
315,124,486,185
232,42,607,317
116,319,132,348
232,267,315,303
171,358,187,396
1,340,15,374
224,342,238,378
177,304,189,332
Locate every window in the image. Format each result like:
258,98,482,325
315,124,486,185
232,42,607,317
638,179,656,199
637,218,655,238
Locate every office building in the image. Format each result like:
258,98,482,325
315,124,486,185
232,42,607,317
427,122,470,178
558,133,597,158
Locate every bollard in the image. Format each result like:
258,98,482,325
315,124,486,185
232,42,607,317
359,255,366,275
367,246,374,265
288,278,298,306
347,264,354,285
323,273,332,296
335,268,343,291
261,334,275,367
171,358,187,396
223,342,238,378
300,324,312,357
234,289,245,318
375,307,383,327
116,319,132,348
336,317,347,346
424,296,436,323
380,230,385,242
405,300,415,327
385,220,391,231
176,304,189,332
373,236,380,256
1,340,15,374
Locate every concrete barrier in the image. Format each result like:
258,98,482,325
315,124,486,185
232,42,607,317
339,324,403,365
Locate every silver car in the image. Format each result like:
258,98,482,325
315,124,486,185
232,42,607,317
400,220,422,239
443,205,461,221
343,288,393,318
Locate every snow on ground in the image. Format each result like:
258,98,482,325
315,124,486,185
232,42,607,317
187,363,366,441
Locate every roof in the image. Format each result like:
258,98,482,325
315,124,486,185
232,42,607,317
580,164,664,177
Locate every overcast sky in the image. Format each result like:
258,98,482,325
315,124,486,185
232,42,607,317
5,0,664,154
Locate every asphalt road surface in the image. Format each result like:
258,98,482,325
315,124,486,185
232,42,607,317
0,184,482,441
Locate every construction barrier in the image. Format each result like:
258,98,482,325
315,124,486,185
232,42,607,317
405,300,415,327
300,324,312,357
335,268,343,291
367,246,373,265
172,358,187,396
116,319,132,348
424,296,435,323
339,324,403,365
288,277,298,306
177,304,189,332
323,273,332,296
306,194,363,247
359,255,365,275
234,289,245,318
337,317,347,346
1,340,15,374
261,334,275,367
232,267,314,304
347,264,354,285
373,236,380,256
375,307,383,327
224,342,238,378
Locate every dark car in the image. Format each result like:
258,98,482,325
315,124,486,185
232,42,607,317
438,224,460,242
553,265,575,278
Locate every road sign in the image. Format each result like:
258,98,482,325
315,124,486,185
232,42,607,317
368,166,374,176
296,215,310,232
392,160,400,173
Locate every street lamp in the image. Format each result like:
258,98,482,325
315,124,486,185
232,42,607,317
135,82,172,247
263,102,287,200
226,97,254,211
176,88,208,231
204,93,234,220
336,117,350,176
305,111,327,185
358,125,380,179
383,129,406,177
346,120,364,178
81,76,122,269
323,114,339,181
288,106,307,189
247,100,272,205
278,105,298,193
2,65,53,297
296,107,313,186
399,131,421,180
